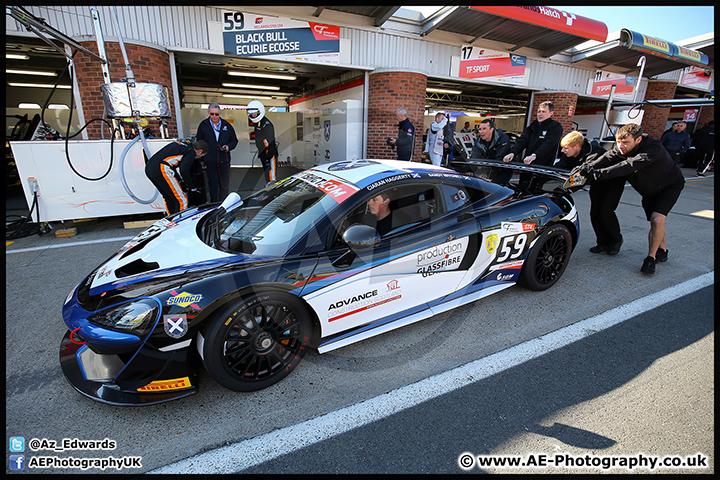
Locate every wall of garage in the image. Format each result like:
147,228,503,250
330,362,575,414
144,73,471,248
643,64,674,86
6,5,712,161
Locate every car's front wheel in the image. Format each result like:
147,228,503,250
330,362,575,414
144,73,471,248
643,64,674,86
200,292,312,392
519,224,572,291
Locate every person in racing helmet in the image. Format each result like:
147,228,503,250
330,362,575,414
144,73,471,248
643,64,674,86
145,139,209,215
247,100,278,183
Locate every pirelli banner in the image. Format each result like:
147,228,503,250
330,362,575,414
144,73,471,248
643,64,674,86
620,29,709,69
221,11,340,64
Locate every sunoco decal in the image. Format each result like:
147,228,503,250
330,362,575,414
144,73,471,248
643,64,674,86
416,237,469,277
328,280,402,322
296,170,358,203
167,290,203,309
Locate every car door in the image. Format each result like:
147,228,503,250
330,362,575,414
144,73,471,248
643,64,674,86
300,181,482,338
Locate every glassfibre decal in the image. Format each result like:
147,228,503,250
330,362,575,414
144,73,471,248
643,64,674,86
295,170,358,203
415,237,469,277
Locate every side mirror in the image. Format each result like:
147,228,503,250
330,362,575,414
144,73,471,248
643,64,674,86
343,224,381,251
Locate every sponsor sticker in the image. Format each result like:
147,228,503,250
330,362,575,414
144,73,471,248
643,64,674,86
296,170,359,203
164,314,188,339
136,377,192,392
328,280,402,322
501,222,535,233
416,238,468,277
167,291,203,309
486,234,498,254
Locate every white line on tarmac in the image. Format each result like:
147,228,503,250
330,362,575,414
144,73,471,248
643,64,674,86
149,271,714,475
6,237,134,254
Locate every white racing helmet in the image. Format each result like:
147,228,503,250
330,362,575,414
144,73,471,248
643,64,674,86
247,100,265,123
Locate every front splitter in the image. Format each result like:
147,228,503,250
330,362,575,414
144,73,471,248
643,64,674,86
60,331,197,406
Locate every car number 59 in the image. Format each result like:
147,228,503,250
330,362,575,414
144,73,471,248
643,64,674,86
496,233,528,263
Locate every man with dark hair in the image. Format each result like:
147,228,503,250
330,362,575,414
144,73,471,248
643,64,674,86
503,101,563,190
575,123,685,274
660,121,691,165
470,118,512,183
145,140,209,215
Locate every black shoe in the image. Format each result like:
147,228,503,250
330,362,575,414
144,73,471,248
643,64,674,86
656,248,668,262
589,244,609,254
607,239,623,256
641,256,656,274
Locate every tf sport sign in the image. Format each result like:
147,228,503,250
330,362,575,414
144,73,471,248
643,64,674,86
222,11,340,64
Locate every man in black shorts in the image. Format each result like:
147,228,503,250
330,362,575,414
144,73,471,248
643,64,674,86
575,123,685,274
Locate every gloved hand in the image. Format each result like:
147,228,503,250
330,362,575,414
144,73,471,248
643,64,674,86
188,188,200,194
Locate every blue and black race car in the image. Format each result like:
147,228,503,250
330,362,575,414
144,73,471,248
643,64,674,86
60,159,580,405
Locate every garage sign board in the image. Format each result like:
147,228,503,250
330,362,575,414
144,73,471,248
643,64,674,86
222,11,339,64
458,46,529,85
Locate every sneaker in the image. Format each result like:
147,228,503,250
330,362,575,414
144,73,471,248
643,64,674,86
656,248,668,262
589,244,609,254
607,239,623,256
640,256,656,274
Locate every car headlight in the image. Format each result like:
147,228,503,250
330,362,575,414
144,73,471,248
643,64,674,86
88,299,159,332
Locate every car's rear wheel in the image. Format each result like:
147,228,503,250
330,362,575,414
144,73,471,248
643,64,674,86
200,292,311,392
519,224,572,291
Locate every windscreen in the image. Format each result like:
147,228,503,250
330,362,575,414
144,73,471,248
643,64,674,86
211,177,341,255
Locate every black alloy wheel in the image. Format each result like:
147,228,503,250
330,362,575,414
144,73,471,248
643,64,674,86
519,224,572,291
201,292,312,392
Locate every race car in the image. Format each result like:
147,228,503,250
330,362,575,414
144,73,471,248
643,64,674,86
60,159,581,405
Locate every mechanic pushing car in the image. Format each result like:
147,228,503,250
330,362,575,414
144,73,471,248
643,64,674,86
247,100,278,184
145,139,209,215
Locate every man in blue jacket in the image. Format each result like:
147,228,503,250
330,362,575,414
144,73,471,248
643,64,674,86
388,108,415,161
195,102,238,202
660,121,691,165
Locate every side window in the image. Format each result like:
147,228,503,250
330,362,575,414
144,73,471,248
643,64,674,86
333,184,441,246
440,184,488,212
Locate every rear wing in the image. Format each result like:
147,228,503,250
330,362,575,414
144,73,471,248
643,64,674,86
450,158,587,192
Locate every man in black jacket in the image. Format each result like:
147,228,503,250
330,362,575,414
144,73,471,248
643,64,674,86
558,132,624,255
145,140,208,215
577,124,685,274
388,108,415,161
470,118,512,183
503,101,563,191
195,102,238,202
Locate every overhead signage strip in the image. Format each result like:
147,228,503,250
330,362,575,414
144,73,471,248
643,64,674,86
620,29,709,68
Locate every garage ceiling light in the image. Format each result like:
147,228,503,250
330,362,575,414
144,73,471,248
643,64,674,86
222,93,274,100
228,71,296,81
6,53,30,60
7,68,57,76
426,87,462,95
222,82,280,91
8,82,70,89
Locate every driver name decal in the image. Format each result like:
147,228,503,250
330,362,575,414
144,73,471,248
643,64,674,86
328,280,402,322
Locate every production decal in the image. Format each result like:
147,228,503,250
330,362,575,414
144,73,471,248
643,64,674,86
136,377,192,392
416,237,469,277
328,279,403,322
166,290,203,309
163,314,188,339
296,170,359,203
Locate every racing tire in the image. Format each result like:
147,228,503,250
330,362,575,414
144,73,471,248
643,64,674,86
519,224,572,291
200,292,312,392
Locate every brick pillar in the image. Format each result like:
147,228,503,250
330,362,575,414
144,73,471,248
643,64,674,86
73,41,178,139
367,71,427,160
641,80,677,139
531,92,578,137
697,104,714,129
